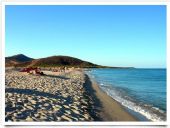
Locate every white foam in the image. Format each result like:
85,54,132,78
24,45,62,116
100,83,104,85
100,86,166,122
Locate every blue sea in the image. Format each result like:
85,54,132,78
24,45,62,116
86,68,166,121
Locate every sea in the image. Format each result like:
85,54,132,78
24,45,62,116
86,68,166,121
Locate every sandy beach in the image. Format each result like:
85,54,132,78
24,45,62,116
84,74,137,121
5,68,137,121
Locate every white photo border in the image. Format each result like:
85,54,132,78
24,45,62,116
1,1,169,126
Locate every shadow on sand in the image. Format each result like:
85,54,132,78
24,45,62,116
5,88,72,103
5,88,74,121
5,74,103,121
83,74,103,121
44,74,70,80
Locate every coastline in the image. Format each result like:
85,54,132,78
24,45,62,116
84,73,138,121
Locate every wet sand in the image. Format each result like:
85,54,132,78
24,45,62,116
84,74,137,121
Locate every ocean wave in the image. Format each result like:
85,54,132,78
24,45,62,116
100,85,166,122
86,70,166,122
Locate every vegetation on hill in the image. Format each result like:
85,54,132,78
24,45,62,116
5,54,134,69
5,54,34,67
6,55,99,68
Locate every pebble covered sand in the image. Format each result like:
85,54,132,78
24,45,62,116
5,69,97,122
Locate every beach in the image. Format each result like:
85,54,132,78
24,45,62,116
86,68,166,121
84,73,137,121
5,68,137,121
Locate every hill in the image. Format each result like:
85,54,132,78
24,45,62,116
5,54,34,67
28,56,99,67
5,54,100,68
6,54,134,68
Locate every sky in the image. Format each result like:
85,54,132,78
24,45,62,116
5,5,166,68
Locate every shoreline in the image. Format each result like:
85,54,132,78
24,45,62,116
84,73,138,121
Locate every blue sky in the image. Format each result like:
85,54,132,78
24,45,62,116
5,5,166,68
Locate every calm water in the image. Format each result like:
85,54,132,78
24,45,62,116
86,68,166,121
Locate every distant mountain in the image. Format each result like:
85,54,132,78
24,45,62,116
5,54,134,68
5,54,34,67
6,54,33,62
28,56,99,67
5,54,100,68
